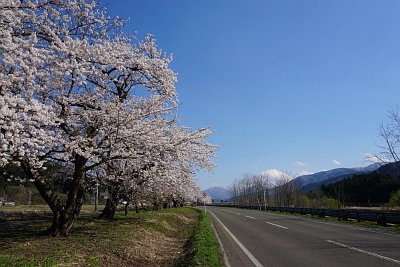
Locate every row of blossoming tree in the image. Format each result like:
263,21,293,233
0,0,217,236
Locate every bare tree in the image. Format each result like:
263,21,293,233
229,174,270,207
370,108,400,177
251,174,270,209
229,179,239,204
378,109,400,163
273,171,302,207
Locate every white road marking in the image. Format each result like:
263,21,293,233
246,215,256,219
208,210,264,267
243,209,400,238
326,240,400,265
224,209,241,216
266,221,288,229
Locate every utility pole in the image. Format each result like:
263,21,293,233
28,191,32,206
95,183,99,211
263,187,266,211
203,192,207,213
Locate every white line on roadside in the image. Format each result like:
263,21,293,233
326,240,400,265
266,221,288,229
208,210,264,267
210,217,232,267
246,215,256,219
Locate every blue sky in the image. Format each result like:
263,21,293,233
107,1,400,189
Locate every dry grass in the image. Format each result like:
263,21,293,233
0,207,200,266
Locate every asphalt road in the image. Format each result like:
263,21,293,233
207,206,400,267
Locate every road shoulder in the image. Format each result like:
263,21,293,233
209,210,258,267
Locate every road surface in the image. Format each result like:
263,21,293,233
207,206,400,267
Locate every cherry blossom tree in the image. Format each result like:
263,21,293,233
1,0,217,236
1,0,220,236
98,124,217,219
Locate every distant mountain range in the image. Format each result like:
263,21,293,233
293,163,381,192
203,163,398,201
376,161,400,177
203,186,231,201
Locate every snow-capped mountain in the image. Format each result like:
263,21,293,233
293,163,380,192
203,186,231,201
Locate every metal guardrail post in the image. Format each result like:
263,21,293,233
319,209,325,218
342,210,348,221
377,212,387,226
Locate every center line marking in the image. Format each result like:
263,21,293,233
244,209,400,238
266,221,288,229
326,240,400,265
245,216,255,219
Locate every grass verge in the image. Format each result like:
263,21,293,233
0,207,200,266
181,209,224,267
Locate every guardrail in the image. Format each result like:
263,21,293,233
209,204,400,226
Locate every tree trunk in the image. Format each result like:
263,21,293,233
48,203,82,236
100,197,117,219
124,202,129,216
21,156,87,237
140,201,147,211
153,201,160,210
135,202,139,213
100,187,119,219
48,209,68,236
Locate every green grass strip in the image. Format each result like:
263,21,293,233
184,209,224,267
0,255,59,267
